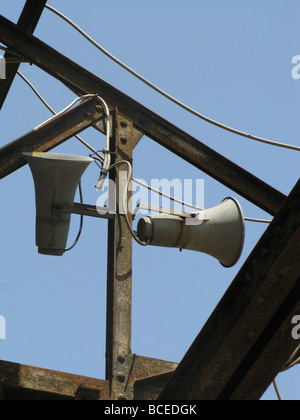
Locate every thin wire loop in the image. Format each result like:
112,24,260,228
64,182,84,253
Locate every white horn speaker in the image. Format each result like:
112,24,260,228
23,152,94,256
137,197,245,267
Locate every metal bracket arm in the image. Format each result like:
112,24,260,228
54,202,116,220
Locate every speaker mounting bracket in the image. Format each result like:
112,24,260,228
54,202,116,220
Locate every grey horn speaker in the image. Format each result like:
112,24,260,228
137,197,245,267
24,152,94,256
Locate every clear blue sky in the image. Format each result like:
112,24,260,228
0,0,299,400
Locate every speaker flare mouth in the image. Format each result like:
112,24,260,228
136,197,245,268
23,152,93,256
38,247,64,257
220,197,245,268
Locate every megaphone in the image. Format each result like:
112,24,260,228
23,152,94,256
137,197,245,267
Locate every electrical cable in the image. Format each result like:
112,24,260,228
282,345,300,372
94,96,111,191
17,71,107,163
89,150,205,212
283,356,300,371
17,71,56,114
108,159,149,246
45,4,300,152
64,181,84,253
272,345,300,400
33,93,98,130
134,178,272,223
273,379,282,401
244,217,272,224
133,178,204,212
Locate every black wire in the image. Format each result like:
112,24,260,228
64,182,84,253
89,153,103,169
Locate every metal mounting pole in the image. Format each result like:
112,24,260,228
106,110,143,400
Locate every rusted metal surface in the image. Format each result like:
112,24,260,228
0,96,104,180
158,179,300,400
104,115,178,400
130,355,178,382
0,356,177,400
74,384,102,401
218,228,300,400
2,386,74,400
228,284,300,400
134,371,175,401
0,0,47,110
0,360,109,400
0,16,286,215
106,111,143,400
106,352,178,400
131,355,178,400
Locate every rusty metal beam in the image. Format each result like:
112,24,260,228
0,360,109,400
131,356,178,400
228,287,300,400
0,0,47,110
0,16,286,215
134,372,175,401
0,356,177,400
158,179,300,400
106,111,143,400
0,96,104,180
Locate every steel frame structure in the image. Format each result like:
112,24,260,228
0,0,299,400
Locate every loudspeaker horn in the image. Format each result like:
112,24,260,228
23,152,94,256
137,197,245,267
